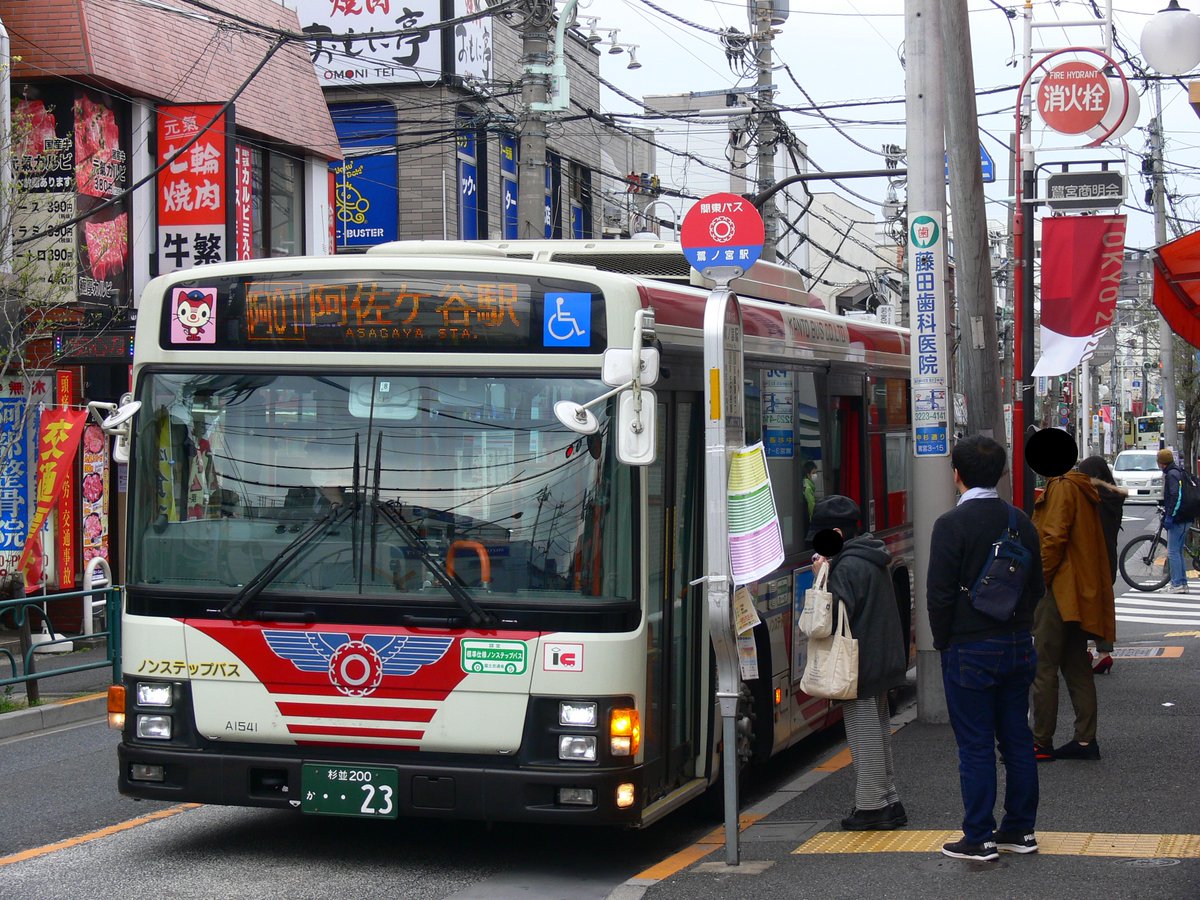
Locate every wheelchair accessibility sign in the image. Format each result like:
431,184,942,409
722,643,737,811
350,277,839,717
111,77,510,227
543,292,591,347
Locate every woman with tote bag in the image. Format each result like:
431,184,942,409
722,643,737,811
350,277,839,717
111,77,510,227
807,495,909,831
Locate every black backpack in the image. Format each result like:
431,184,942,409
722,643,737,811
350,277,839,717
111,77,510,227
1176,468,1200,520
965,505,1032,622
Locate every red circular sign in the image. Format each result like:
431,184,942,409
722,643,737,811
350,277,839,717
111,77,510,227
680,192,765,271
1036,61,1110,135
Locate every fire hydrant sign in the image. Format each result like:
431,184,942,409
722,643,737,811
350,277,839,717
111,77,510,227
1037,61,1110,136
680,192,764,274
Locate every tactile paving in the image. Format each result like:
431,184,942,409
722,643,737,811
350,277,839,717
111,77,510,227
793,830,1200,858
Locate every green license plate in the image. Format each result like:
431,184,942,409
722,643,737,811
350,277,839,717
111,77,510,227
301,764,398,819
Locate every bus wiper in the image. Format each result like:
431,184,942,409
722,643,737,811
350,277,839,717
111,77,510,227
374,500,496,629
221,502,358,620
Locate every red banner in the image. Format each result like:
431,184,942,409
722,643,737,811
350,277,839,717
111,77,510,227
18,409,87,585
1032,214,1127,377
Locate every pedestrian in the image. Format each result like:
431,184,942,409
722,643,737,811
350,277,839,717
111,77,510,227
1076,455,1127,674
808,494,908,831
1028,428,1116,762
927,435,1044,862
1157,447,1193,593
802,460,818,518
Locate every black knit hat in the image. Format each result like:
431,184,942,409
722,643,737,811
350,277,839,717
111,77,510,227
806,494,860,540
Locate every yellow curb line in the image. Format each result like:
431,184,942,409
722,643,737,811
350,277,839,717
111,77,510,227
0,804,202,868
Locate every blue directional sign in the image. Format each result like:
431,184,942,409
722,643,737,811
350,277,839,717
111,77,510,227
945,143,996,184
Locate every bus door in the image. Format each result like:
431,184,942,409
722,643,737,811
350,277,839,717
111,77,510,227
823,374,868,515
644,392,704,801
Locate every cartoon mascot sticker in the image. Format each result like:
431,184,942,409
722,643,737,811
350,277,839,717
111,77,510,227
171,287,217,344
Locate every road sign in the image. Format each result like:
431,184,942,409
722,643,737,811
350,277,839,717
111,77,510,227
944,143,995,184
680,192,764,274
1045,170,1125,210
1037,61,1110,135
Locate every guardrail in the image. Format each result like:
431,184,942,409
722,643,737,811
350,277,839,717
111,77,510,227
0,581,122,706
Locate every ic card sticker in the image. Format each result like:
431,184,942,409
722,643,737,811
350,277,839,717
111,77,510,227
543,642,584,672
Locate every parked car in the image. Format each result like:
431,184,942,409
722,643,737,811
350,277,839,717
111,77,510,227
1112,449,1164,503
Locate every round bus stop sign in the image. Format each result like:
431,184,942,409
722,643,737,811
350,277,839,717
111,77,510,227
680,192,765,274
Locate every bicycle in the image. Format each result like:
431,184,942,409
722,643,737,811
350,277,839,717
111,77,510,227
1118,504,1200,591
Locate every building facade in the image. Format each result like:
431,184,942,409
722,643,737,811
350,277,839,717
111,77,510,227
0,0,338,598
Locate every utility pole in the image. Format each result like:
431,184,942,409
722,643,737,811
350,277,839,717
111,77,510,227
1150,82,1179,451
941,0,1007,475
517,0,554,239
753,0,778,261
906,0,955,724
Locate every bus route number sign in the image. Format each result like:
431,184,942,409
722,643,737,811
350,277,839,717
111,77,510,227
300,764,398,819
680,192,764,274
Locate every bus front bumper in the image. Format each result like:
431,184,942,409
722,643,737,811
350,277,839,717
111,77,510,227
118,742,647,826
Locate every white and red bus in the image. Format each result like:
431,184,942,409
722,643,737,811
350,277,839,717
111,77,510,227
109,240,914,827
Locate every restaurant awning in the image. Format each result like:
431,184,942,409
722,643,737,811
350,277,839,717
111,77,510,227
1153,228,1200,349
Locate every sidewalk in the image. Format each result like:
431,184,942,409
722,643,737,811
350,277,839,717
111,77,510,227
0,630,113,740
625,639,1200,899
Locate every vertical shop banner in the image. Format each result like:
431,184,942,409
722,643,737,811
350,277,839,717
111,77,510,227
330,103,398,249
907,212,951,457
457,123,479,240
157,104,233,272
451,0,493,82
235,144,254,261
1032,214,1127,377
295,0,440,86
55,370,79,588
500,133,518,240
18,408,86,584
0,378,49,580
75,90,131,305
81,422,110,573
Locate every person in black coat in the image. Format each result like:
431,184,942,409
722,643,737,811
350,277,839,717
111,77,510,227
927,435,1045,861
809,494,908,832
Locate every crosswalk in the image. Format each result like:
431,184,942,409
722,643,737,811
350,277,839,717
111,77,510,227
1116,587,1200,626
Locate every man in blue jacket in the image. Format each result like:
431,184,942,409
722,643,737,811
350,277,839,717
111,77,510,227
927,436,1045,862
1158,448,1192,593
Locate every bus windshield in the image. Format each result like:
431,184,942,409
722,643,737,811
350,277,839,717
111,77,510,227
128,372,633,608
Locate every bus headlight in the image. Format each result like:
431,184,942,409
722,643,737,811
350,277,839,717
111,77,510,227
610,707,640,756
559,735,597,761
136,682,173,706
136,714,173,740
559,701,597,727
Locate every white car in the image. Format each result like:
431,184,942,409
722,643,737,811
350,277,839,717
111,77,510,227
1112,450,1164,503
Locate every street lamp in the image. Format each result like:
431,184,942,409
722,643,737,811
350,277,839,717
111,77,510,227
1140,2,1200,75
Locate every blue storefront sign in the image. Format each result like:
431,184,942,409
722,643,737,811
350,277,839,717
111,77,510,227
331,103,398,248
460,160,479,240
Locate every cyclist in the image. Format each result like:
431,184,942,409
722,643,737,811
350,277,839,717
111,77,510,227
1157,448,1193,593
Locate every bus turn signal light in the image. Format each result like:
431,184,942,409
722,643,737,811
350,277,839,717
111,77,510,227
610,707,640,756
107,685,126,731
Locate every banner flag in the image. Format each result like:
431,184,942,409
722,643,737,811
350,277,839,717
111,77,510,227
18,409,87,584
1032,214,1126,377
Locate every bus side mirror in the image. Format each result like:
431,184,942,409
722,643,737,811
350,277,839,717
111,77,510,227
616,388,655,466
88,393,141,464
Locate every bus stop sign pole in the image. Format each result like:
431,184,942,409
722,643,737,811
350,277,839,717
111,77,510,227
682,192,761,866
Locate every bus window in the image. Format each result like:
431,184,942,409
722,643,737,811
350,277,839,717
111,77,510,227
128,373,636,604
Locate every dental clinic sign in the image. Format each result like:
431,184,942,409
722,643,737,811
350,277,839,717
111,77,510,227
908,213,950,457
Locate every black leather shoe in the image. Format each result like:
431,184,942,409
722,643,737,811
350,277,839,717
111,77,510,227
841,806,903,831
888,801,908,826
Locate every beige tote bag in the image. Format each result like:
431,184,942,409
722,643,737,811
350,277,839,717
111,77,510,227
797,564,833,638
799,600,859,700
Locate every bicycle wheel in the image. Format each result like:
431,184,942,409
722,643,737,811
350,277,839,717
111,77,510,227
1119,533,1171,592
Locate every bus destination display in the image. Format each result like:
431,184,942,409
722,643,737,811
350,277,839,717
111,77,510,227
162,272,605,353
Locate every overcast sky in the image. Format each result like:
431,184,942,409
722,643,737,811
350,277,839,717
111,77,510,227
588,0,1199,251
